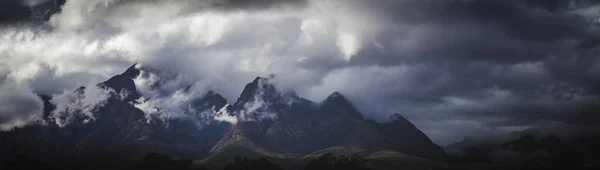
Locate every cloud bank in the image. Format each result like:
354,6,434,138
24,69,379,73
0,0,600,145
0,82,43,131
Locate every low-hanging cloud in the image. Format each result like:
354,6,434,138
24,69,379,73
0,0,599,145
132,68,279,126
50,84,113,127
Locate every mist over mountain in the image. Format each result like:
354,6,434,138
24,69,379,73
1,64,451,169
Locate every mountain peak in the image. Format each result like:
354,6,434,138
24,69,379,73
390,113,410,123
98,63,141,101
192,90,228,112
322,92,351,107
323,92,348,103
121,63,141,79
328,91,343,98
251,76,263,83
234,77,277,106
321,92,363,119
387,113,420,131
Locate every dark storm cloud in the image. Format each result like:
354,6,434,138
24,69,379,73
215,0,307,9
356,0,590,41
0,0,65,24
324,0,600,144
0,0,303,25
0,0,34,23
353,0,595,64
0,82,43,131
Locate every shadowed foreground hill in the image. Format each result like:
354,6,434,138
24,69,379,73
223,156,283,170
124,153,207,170
128,153,372,170
303,153,370,170
445,133,600,170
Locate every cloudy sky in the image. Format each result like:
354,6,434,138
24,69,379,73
1,0,600,145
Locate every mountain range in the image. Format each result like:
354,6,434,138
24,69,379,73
0,64,448,169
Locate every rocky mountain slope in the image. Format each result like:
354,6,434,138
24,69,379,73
0,64,447,168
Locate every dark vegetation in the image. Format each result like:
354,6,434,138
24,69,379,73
0,152,371,170
303,153,370,170
4,149,600,170
452,134,600,170
123,153,206,170
223,156,283,170
2,154,59,170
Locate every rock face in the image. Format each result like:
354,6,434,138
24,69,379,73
0,64,446,164
211,77,447,160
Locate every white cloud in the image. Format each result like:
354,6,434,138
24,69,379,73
131,67,275,126
1,0,387,105
50,84,113,127
132,70,198,123
213,104,238,124
336,33,361,61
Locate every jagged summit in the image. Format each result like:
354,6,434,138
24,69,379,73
122,63,141,79
234,77,278,107
237,77,266,102
98,63,141,102
389,113,405,121
389,113,414,126
326,91,344,98
321,92,363,119
192,90,228,112
322,92,350,105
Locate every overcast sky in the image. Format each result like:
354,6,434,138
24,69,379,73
1,0,600,145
